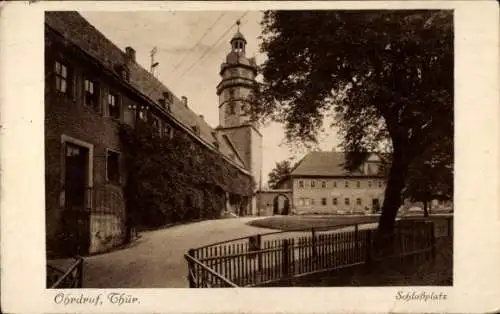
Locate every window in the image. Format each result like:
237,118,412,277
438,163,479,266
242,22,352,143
333,181,337,188
321,181,327,188
138,109,147,121
332,198,338,205
356,198,362,206
106,150,120,183
298,199,304,206
163,124,172,139
152,117,161,135
345,198,350,206
356,181,361,188
378,181,383,188
55,61,68,93
310,180,316,188
299,180,304,188
107,93,120,119
345,181,349,188
310,198,315,205
368,181,372,188
321,198,327,206
84,78,99,110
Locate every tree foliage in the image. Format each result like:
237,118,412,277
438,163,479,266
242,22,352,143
404,133,453,216
252,10,453,234
268,160,293,189
119,122,254,227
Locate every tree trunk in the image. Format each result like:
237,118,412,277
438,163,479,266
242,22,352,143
376,146,409,255
423,200,429,217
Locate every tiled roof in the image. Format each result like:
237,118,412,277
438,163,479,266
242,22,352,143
45,11,247,171
290,151,384,177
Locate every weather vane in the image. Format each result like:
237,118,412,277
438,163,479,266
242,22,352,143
236,19,241,31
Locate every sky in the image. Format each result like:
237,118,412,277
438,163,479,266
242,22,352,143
80,11,341,186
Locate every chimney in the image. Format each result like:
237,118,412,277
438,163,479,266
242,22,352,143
199,114,204,120
181,96,188,107
125,46,136,63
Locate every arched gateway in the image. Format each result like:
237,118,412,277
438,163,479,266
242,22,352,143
256,189,293,216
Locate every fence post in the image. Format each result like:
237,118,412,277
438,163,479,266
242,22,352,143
257,235,262,283
354,224,359,254
430,223,436,260
282,239,290,277
311,228,317,264
187,249,196,288
77,258,83,288
365,230,372,268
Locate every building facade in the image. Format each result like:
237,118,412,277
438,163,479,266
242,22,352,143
284,152,387,215
45,12,262,257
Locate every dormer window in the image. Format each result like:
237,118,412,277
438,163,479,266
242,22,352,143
163,91,173,103
117,64,130,82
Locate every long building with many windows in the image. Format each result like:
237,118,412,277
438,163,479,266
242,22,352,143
45,11,262,257
257,151,387,215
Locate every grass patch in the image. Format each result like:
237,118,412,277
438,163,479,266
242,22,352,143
292,237,453,286
247,215,380,231
260,237,453,287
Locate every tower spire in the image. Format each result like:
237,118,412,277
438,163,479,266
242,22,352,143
236,19,241,31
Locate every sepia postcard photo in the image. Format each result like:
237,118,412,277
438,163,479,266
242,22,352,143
1,1,499,313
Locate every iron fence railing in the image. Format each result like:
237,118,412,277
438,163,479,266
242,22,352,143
185,217,452,288
47,257,84,288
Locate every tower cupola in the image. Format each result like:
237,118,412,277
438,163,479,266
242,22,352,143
230,20,246,55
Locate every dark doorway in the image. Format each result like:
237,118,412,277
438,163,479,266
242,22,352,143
283,198,290,215
372,198,380,213
273,194,290,215
61,142,90,256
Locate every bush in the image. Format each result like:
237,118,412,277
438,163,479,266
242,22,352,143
119,122,254,228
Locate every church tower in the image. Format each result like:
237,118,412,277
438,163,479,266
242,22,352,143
216,21,263,215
